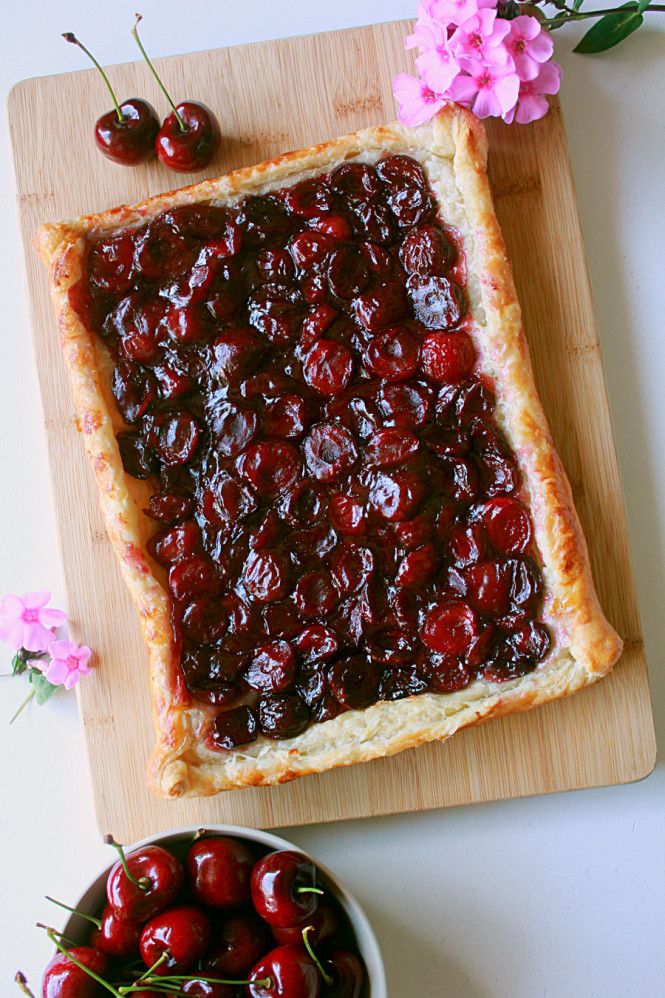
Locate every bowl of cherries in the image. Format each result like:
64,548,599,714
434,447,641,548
20,825,386,998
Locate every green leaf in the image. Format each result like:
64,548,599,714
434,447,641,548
11,653,26,676
29,672,58,705
573,0,586,10
574,3,644,53
637,0,651,11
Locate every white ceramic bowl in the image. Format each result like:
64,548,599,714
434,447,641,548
61,824,387,997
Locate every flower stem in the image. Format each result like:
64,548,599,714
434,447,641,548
131,14,186,131
45,895,102,929
296,886,325,896
542,3,665,27
103,835,151,892
62,33,124,123
10,689,35,724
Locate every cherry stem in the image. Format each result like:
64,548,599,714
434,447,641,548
296,886,324,895
14,972,35,997
9,688,35,724
138,974,272,988
45,894,102,929
42,929,122,997
302,925,334,987
62,33,124,123
35,923,78,948
131,14,186,132
104,834,151,892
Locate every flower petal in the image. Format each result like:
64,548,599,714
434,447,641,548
511,15,542,42
528,30,555,63
417,49,460,94
473,86,501,119
536,61,563,95
40,607,67,629
63,670,81,691
449,72,480,106
23,621,55,653
44,658,69,687
515,93,549,124
22,590,51,610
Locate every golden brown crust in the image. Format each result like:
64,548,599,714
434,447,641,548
35,104,622,799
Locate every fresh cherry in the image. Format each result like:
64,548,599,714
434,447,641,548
322,950,365,998
132,16,220,172
90,904,142,959
206,910,272,977
251,851,323,927
186,835,255,908
63,34,159,165
140,904,211,974
272,898,339,948
248,944,322,998
105,836,184,922
41,945,107,998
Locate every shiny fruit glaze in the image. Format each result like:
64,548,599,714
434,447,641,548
75,154,551,748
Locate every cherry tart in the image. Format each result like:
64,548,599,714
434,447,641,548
36,105,622,797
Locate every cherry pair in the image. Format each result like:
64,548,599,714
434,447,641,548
64,16,219,171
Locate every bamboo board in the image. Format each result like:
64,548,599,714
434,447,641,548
8,20,655,841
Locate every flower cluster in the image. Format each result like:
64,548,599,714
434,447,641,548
0,590,92,718
393,0,562,126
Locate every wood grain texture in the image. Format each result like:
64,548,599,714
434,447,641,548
8,20,655,841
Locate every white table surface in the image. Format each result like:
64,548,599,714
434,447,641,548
1,2,663,995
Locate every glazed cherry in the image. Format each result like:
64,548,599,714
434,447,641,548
246,641,297,692
132,16,219,173
329,657,379,709
206,911,271,977
181,981,237,998
105,838,184,922
421,331,476,383
251,851,322,927
399,224,455,275
186,835,255,908
323,950,365,998
63,34,159,166
482,497,531,554
366,327,420,381
304,341,354,395
211,705,258,749
421,601,477,655
258,693,310,739
248,945,322,998
42,946,107,998
140,904,211,974
90,905,142,959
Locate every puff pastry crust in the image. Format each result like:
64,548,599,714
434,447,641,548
35,105,622,798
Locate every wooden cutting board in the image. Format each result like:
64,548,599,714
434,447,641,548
9,20,655,841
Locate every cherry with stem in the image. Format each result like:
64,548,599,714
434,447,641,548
62,33,159,165
104,834,151,892
45,894,102,929
14,972,35,997
131,14,220,173
302,926,334,988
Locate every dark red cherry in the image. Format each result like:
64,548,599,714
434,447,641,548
421,331,476,383
272,897,339,948
95,98,160,165
90,904,142,959
140,905,211,974
293,571,340,618
327,246,370,300
146,410,202,466
421,600,477,655
116,430,155,480
148,519,201,566
145,492,194,523
63,34,159,166
504,619,551,664
330,543,375,595
42,946,108,998
258,693,310,738
352,280,407,332
329,494,367,536
328,657,378,709
309,215,353,240
366,327,420,381
369,467,426,521
242,549,290,602
206,910,271,977
365,428,419,467
395,543,437,588
181,596,228,643
246,641,297,692
250,851,322,927
293,625,339,663
106,842,184,922
330,162,380,199
408,274,466,330
263,395,309,438
378,381,431,427
303,423,358,482
289,231,335,269
323,950,365,998
186,835,254,908
181,981,236,998
156,102,220,172
248,944,321,998
482,497,532,555
240,441,302,496
464,561,512,617
303,340,354,395
282,178,333,218
399,224,455,275
211,705,258,749
89,233,136,294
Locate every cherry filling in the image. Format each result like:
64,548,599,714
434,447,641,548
78,154,551,747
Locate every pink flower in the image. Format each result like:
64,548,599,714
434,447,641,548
450,56,520,118
503,60,562,124
415,20,460,94
0,590,66,652
450,9,512,66
505,16,554,82
392,73,449,127
39,639,92,690
427,0,494,28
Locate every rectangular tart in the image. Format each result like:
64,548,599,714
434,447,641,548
35,105,622,798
